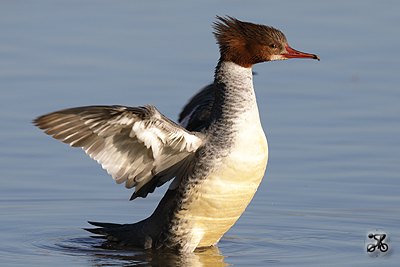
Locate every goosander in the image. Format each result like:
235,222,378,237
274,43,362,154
33,16,319,253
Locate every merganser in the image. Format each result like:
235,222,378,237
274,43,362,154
33,16,319,253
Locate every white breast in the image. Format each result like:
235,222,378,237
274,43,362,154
182,104,268,250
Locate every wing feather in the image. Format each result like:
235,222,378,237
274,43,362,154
33,105,203,198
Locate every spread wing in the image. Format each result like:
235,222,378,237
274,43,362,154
179,83,215,131
33,105,203,199
179,77,255,130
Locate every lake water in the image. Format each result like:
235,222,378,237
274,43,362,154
1,1,399,266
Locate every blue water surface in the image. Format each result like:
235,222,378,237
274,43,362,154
1,1,399,266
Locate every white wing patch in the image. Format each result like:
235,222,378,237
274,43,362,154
34,105,203,198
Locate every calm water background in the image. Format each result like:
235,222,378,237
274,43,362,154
1,1,399,266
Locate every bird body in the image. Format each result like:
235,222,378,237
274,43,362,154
161,61,268,251
33,16,319,253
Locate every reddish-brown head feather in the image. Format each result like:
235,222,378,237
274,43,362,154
213,16,289,67
213,16,319,67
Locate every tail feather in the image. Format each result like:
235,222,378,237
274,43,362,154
87,221,123,228
84,189,178,249
85,221,130,242
84,220,155,248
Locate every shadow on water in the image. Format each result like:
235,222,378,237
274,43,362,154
33,234,228,266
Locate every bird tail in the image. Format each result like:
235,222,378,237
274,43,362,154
84,189,178,249
85,220,153,248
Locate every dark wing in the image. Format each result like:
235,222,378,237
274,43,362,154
178,83,215,131
33,105,203,199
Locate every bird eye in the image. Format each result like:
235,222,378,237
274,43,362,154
269,44,277,48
